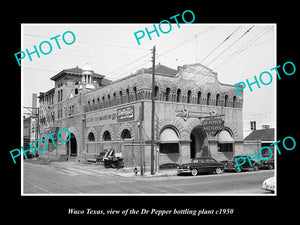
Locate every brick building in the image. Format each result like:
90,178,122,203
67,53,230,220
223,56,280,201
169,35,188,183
37,63,244,168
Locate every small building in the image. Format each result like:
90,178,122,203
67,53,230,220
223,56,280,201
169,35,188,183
243,128,275,158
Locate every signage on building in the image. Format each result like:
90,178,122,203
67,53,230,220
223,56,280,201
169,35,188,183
202,117,224,135
117,106,135,122
175,108,202,121
86,105,137,127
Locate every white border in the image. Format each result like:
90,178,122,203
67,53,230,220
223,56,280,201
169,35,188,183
21,23,277,197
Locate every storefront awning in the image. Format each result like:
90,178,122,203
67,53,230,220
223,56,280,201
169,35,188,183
218,130,234,143
160,128,179,143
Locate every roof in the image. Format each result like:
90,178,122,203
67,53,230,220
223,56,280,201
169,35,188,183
144,63,178,77
50,66,105,81
38,88,55,98
244,128,275,141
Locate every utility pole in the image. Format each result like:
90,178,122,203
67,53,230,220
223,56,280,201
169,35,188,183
139,101,144,176
150,45,156,175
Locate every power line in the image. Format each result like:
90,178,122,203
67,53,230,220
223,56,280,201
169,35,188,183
157,26,217,58
111,26,214,85
106,52,151,77
199,26,241,63
149,27,254,96
205,25,255,67
109,59,152,82
214,26,273,71
23,67,57,73
23,33,150,51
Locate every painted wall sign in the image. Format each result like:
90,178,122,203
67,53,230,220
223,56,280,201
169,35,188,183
117,106,135,122
86,105,137,127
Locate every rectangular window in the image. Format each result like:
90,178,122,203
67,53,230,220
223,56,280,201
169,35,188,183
160,143,179,154
250,121,256,130
218,143,233,152
58,90,60,102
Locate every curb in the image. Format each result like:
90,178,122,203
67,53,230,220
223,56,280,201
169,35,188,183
114,170,178,178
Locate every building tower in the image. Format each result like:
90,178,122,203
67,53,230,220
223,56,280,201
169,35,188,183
80,63,96,93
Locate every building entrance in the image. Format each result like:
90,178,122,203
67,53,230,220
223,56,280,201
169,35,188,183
67,133,77,156
190,126,209,159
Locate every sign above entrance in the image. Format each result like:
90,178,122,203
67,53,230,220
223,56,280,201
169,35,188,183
202,117,224,136
175,108,203,121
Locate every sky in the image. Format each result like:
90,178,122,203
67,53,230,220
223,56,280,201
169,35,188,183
21,23,276,129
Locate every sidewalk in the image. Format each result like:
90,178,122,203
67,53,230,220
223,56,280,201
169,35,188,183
113,167,178,178
24,158,178,178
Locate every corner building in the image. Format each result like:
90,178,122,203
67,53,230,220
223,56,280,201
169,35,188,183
38,63,244,168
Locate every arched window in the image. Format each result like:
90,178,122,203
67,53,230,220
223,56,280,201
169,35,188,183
187,90,192,103
176,89,181,102
217,129,234,153
102,96,105,108
103,131,111,141
119,91,123,104
206,93,211,105
159,127,179,154
224,95,228,107
216,94,220,106
121,129,132,140
113,92,116,105
107,94,111,107
154,86,159,99
133,87,137,101
165,87,170,101
88,132,95,141
233,96,237,108
197,91,201,104
126,89,130,103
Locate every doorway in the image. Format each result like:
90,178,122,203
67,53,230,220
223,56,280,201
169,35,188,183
190,126,209,159
67,133,77,156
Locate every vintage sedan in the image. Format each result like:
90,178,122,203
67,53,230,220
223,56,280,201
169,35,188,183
177,157,225,176
221,155,259,172
258,159,274,170
261,176,275,193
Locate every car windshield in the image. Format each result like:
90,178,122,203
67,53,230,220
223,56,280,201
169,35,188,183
191,159,198,163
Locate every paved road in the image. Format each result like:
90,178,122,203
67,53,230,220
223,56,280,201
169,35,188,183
23,161,274,195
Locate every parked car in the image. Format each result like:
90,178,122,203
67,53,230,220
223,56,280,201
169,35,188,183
177,157,225,176
221,155,259,172
261,176,275,193
258,159,274,170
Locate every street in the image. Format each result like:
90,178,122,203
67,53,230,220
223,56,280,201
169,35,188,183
23,161,274,195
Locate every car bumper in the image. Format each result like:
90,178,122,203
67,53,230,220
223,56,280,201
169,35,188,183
261,184,275,192
177,168,192,174
224,165,237,171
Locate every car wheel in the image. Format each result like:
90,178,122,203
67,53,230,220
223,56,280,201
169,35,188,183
234,166,241,172
191,168,198,176
268,164,274,170
215,167,222,174
253,165,259,171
